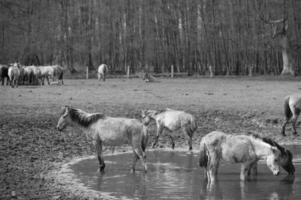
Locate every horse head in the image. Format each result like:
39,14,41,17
141,109,158,125
279,150,295,175
56,106,72,131
266,146,281,176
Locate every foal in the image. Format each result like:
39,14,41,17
56,106,148,173
141,108,197,150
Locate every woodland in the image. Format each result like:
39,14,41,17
0,0,301,75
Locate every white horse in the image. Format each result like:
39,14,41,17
97,64,109,82
8,63,21,88
39,66,54,85
282,94,301,136
141,108,197,150
56,106,148,173
199,131,282,184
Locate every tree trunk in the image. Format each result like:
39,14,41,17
280,36,295,75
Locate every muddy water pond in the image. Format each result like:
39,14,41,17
70,146,301,200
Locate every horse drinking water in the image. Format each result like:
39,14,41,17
247,134,295,176
141,108,197,150
199,131,282,184
56,106,148,173
97,64,109,82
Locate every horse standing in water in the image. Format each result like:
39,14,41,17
281,94,301,136
199,131,282,184
97,64,108,82
56,106,148,173
0,64,9,85
8,63,21,88
141,108,197,150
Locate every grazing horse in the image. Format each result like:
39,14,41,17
97,64,109,81
8,63,21,88
248,134,295,176
56,106,148,173
39,66,54,85
0,64,9,85
141,108,197,150
281,94,301,136
51,65,64,85
199,131,282,184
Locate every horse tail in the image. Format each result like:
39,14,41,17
141,126,148,152
199,139,208,168
284,96,292,120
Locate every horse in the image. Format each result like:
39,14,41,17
56,106,148,173
39,66,54,85
97,64,109,82
247,134,295,176
51,65,64,85
22,66,35,84
141,108,197,150
0,64,9,85
199,131,282,184
8,63,21,88
281,94,301,136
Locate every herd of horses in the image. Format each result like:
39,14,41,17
0,63,64,87
56,92,299,185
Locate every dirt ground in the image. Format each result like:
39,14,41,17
1,77,301,199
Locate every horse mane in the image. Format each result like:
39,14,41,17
68,107,105,127
248,133,286,154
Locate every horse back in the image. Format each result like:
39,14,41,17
160,110,194,130
93,117,143,146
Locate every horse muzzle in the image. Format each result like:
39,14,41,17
56,126,62,131
273,171,280,176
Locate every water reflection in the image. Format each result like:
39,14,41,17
199,175,295,200
71,150,300,200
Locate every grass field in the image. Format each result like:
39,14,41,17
1,77,301,199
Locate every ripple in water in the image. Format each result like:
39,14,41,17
70,147,301,200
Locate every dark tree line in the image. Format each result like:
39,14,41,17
0,0,301,75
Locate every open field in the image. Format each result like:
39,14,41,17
1,77,301,199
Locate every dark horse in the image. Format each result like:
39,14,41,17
0,64,9,85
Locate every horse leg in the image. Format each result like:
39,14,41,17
132,148,147,173
46,76,50,85
152,125,163,148
94,139,105,173
168,134,175,149
183,127,193,151
208,150,219,183
281,119,289,136
241,161,254,181
291,112,299,135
